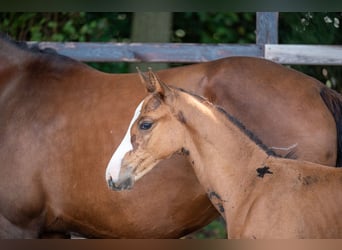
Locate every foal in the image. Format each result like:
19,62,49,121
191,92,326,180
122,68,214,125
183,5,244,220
106,70,342,239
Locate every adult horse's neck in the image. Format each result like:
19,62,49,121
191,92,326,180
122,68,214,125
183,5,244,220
176,90,272,218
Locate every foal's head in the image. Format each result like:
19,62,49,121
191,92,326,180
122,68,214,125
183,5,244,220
106,69,187,191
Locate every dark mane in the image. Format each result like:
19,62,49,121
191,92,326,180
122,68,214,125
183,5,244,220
0,32,75,62
175,86,292,158
177,87,209,103
215,106,280,157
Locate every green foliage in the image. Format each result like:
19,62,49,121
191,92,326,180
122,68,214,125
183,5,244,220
280,12,341,45
184,218,227,239
279,12,342,91
172,12,255,43
0,12,132,42
0,12,132,73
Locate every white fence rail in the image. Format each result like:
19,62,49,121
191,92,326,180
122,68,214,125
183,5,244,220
265,45,342,65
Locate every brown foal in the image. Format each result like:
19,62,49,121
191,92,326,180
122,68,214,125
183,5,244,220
108,70,342,239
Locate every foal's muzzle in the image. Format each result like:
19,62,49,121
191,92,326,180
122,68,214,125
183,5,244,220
107,176,134,191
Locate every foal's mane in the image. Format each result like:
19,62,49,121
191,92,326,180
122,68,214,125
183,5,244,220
176,87,292,158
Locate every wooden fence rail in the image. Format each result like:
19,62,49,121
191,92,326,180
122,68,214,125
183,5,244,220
28,42,342,65
28,42,263,63
27,12,342,65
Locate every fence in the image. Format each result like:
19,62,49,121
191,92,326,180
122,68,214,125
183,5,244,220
28,12,342,65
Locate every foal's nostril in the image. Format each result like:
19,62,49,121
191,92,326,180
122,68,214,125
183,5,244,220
107,176,115,189
107,175,134,191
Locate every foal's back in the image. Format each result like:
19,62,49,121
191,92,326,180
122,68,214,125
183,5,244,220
245,156,342,238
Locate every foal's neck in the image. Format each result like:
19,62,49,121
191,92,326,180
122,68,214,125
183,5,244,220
178,92,271,212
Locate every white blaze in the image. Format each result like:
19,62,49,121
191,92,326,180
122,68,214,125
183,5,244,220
105,101,144,182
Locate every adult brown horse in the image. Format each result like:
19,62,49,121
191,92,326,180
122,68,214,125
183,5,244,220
110,71,342,238
0,33,341,238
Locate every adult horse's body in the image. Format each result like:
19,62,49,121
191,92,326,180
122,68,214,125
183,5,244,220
109,71,342,238
0,33,342,238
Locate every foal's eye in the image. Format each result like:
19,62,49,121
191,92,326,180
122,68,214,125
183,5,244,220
139,121,153,130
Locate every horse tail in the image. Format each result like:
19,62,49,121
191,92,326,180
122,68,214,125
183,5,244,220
320,86,342,167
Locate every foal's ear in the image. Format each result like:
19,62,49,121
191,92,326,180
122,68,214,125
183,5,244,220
136,67,172,97
136,67,155,93
147,68,172,97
